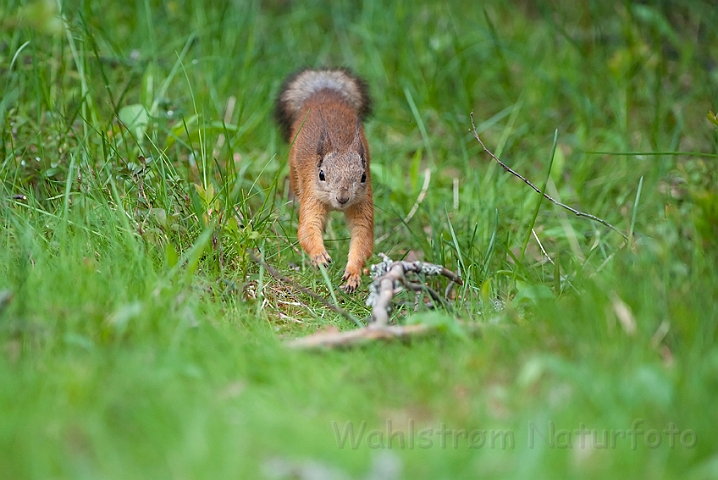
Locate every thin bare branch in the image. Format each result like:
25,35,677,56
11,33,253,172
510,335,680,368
470,112,629,241
285,324,434,349
285,319,490,350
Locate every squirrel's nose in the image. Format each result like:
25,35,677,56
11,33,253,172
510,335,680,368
337,195,350,205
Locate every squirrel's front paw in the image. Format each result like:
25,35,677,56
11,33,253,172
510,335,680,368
311,251,332,268
341,271,361,293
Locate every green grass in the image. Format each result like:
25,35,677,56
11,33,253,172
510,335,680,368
2,0,718,478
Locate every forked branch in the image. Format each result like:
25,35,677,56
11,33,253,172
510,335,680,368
366,253,462,326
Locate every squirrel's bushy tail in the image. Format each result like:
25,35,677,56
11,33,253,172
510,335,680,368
274,68,372,141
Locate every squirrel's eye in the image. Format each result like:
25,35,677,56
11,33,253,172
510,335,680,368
319,170,325,181
360,172,367,183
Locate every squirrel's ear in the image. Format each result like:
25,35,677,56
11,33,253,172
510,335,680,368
317,126,332,160
350,118,365,160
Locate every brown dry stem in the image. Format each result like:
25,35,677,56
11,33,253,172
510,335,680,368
285,323,435,349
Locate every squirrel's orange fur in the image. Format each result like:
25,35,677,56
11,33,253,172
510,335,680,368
275,68,374,293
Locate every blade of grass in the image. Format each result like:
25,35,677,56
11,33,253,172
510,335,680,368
629,176,644,243
446,209,465,278
495,91,525,159
519,129,559,263
403,86,435,164
316,264,358,325
584,150,718,158
61,153,76,222
481,208,499,278
256,243,265,318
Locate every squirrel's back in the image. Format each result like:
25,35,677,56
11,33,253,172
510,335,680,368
274,68,372,141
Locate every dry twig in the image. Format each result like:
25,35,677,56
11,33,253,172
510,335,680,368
366,253,463,326
470,112,629,241
285,324,435,349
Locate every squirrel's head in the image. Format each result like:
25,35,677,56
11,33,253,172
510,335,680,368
314,121,369,210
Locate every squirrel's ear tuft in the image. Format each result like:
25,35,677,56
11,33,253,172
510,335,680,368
317,126,332,161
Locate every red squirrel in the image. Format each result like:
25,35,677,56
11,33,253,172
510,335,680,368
275,68,374,293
